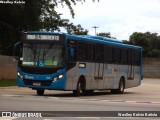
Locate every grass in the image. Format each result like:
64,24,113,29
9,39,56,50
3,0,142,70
0,79,16,87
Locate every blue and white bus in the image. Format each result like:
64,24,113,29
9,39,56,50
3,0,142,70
14,31,142,96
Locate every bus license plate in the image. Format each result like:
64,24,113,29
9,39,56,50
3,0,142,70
33,82,41,86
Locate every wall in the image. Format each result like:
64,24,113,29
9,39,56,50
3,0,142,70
0,55,160,79
143,58,160,78
0,55,17,80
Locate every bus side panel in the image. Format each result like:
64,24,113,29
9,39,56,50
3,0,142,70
90,62,97,90
125,65,141,88
66,63,141,91
84,63,93,90
66,62,81,90
110,64,141,89
66,62,97,90
102,64,115,89
113,64,128,89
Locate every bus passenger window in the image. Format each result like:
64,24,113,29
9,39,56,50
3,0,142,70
113,47,120,64
134,50,140,65
87,44,95,62
121,48,127,64
95,44,104,62
68,40,77,62
77,42,87,61
127,49,132,65
104,46,113,63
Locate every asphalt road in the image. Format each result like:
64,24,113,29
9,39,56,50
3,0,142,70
0,78,160,120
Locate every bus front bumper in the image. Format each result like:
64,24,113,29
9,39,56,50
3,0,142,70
17,76,66,90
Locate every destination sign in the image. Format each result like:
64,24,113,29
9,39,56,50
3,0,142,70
26,34,60,41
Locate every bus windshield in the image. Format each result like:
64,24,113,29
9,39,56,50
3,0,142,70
22,42,65,68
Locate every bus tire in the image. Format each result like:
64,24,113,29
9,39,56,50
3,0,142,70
73,81,81,96
73,77,86,97
36,89,45,96
111,79,125,94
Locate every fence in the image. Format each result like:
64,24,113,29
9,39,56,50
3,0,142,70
143,58,160,78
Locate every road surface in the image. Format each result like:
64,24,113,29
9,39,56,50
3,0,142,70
0,78,160,119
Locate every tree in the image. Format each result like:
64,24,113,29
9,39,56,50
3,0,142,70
0,0,44,55
129,32,160,57
66,24,88,35
41,0,99,31
97,32,116,39
0,0,99,55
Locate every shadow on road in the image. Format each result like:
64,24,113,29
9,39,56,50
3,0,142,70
37,91,138,98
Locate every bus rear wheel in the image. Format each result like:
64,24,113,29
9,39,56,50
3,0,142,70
36,89,45,96
111,79,125,94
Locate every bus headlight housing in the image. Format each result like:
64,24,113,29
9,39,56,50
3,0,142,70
17,72,23,79
53,74,63,82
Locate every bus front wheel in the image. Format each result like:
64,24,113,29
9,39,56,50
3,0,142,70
73,81,82,96
73,76,86,96
36,89,45,96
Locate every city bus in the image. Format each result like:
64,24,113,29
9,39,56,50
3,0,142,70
14,31,142,96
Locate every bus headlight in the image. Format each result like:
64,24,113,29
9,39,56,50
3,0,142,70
53,77,58,81
58,74,63,79
53,74,63,82
17,72,23,79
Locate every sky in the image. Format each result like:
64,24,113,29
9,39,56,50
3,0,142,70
56,0,160,40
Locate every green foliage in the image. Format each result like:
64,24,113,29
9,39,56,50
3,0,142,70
129,32,160,57
0,0,99,55
97,32,116,39
122,40,130,44
0,79,16,87
66,24,88,35
0,0,43,55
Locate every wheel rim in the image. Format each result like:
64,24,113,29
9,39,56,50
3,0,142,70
78,82,82,94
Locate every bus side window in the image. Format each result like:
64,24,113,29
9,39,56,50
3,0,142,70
68,40,77,62
127,49,132,65
87,44,95,62
121,48,127,64
134,50,140,65
104,45,113,63
113,47,120,64
77,42,87,61
95,44,104,62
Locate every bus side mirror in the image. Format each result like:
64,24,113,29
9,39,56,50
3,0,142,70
13,42,21,60
70,46,75,59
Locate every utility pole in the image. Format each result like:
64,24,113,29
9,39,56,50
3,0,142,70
92,26,99,35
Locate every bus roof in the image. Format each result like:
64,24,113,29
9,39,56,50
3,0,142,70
67,34,142,50
80,35,122,43
24,31,142,50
